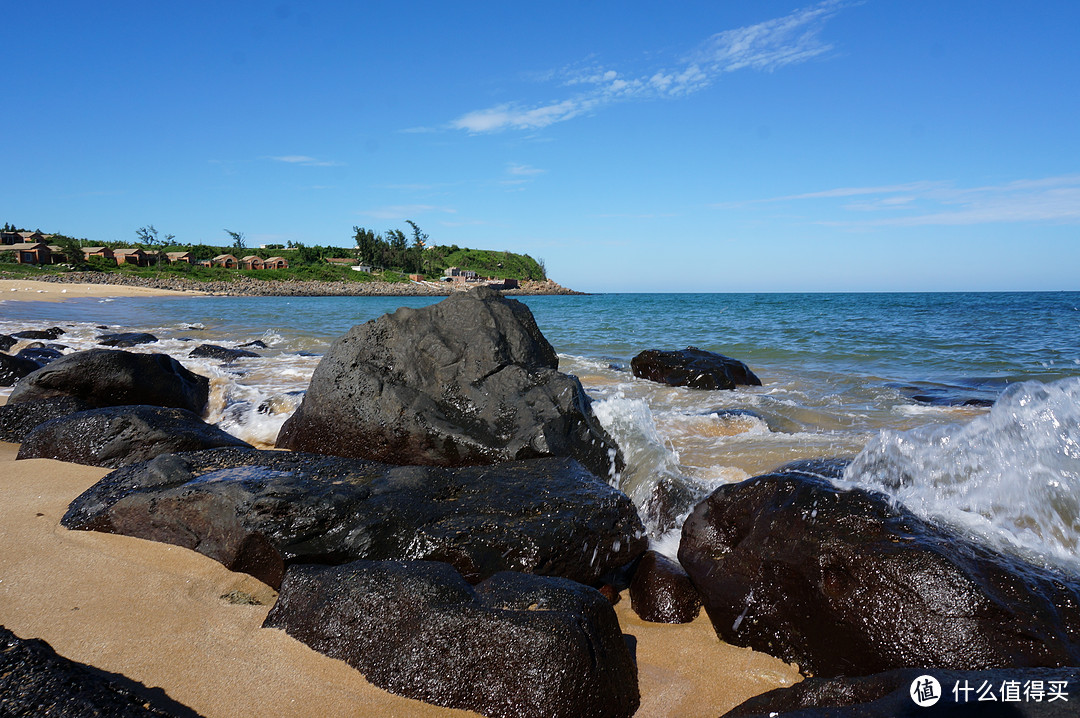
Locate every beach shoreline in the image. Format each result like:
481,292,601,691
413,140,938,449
0,278,206,302
0,440,801,717
0,272,583,299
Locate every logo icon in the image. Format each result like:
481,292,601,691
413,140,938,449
910,675,942,707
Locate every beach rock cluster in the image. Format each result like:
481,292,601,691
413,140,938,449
0,328,71,386
265,560,639,718
277,287,622,480
631,346,762,390
679,459,1080,677
0,625,190,717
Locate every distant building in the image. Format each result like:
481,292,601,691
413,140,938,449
113,248,150,266
240,255,265,270
212,254,238,269
351,264,373,273
264,256,288,269
82,247,115,263
444,266,478,280
166,251,193,264
324,257,356,266
0,231,20,245
408,273,423,282
0,242,52,264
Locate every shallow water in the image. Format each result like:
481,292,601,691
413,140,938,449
4,291,1079,567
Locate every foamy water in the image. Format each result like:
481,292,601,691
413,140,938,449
3,291,1080,565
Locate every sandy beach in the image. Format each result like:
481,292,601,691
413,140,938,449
0,278,204,302
0,438,801,717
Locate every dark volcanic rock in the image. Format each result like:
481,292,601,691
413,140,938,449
63,448,647,588
97,331,159,347
277,287,622,480
0,352,41,387
631,347,761,390
17,405,252,468
239,340,268,349
8,349,210,414
0,334,15,352
15,343,64,365
188,344,260,361
11,327,65,340
264,561,640,718
629,550,702,624
679,463,1080,677
724,667,1080,718
0,396,96,443
0,625,196,718
893,381,1000,408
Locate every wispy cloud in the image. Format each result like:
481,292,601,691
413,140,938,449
358,205,458,221
450,1,849,133
720,174,1080,227
267,155,344,167
507,163,546,176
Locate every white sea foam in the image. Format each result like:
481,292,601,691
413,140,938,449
844,377,1080,571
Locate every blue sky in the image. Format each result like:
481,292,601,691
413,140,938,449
4,1,1078,292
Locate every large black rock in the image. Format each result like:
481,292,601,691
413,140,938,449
630,347,761,390
15,343,64,365
17,405,252,468
276,287,622,480
0,625,196,718
0,334,15,352
97,332,159,347
264,560,639,718
7,349,210,415
724,667,1080,718
0,396,96,443
629,550,702,624
63,448,646,589
679,462,1080,677
0,352,41,387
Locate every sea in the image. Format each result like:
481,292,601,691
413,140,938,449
3,291,1080,572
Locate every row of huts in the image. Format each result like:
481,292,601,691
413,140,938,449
0,234,288,270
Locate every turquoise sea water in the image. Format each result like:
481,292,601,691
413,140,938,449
3,291,1080,567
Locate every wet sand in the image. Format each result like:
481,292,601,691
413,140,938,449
0,278,204,301
0,442,801,718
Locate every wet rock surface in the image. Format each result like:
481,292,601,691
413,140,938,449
188,344,260,361
0,333,15,352
630,347,761,390
0,625,197,718
15,343,64,365
97,332,159,347
629,550,702,624
63,448,646,588
7,349,210,414
0,396,96,443
264,560,640,718
723,667,1080,718
679,461,1080,677
0,352,41,387
10,327,65,340
277,287,621,479
17,405,252,468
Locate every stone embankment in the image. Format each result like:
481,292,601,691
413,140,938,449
3,271,583,296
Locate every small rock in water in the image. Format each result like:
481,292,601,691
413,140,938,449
631,347,761,390
10,327,65,341
239,340,269,349
188,344,260,362
96,332,159,348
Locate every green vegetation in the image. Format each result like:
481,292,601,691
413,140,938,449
1,220,548,284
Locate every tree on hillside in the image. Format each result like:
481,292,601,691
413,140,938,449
225,229,246,250
386,228,408,269
55,235,88,270
405,220,429,274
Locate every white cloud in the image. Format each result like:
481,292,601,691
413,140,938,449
268,155,343,167
450,1,849,133
507,163,545,176
723,174,1080,227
